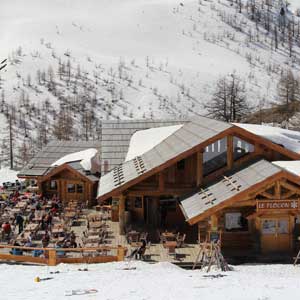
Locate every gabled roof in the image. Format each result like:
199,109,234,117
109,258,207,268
98,116,233,199
100,119,188,173
235,123,300,153
40,161,99,183
18,140,101,178
180,160,282,224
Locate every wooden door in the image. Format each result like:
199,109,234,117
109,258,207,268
260,217,291,254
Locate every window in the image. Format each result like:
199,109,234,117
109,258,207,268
134,197,142,209
160,198,177,212
49,180,57,190
67,183,75,193
262,220,276,234
225,212,248,232
76,184,83,193
177,159,185,170
203,137,227,176
233,137,254,161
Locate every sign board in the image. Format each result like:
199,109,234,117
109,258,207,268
257,200,299,211
208,231,221,243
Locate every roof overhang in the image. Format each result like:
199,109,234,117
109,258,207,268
39,163,97,184
182,169,300,225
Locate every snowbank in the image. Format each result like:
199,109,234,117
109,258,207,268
1,261,300,300
0,168,19,184
235,123,300,153
125,124,183,161
51,148,99,172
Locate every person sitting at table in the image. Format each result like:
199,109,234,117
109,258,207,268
15,213,24,234
10,240,23,256
45,213,53,227
24,232,34,247
42,231,50,247
128,239,147,260
1,221,12,241
55,241,66,257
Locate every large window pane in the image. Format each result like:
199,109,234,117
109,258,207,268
233,137,254,161
203,137,227,176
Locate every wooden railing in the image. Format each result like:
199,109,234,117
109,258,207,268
0,244,126,266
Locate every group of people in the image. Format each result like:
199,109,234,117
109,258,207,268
0,191,64,248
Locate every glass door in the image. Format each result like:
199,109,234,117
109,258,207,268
261,217,291,253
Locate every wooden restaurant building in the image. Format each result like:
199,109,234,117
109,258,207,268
97,117,300,260
18,141,101,207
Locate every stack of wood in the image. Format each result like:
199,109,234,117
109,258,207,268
193,241,232,272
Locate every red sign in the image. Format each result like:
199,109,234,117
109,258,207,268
257,200,299,210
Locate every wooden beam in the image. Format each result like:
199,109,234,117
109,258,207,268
260,191,275,199
227,135,233,170
249,182,275,198
275,181,281,199
210,215,218,231
281,190,297,199
280,181,300,195
196,151,203,186
119,194,125,235
158,172,164,192
231,199,256,207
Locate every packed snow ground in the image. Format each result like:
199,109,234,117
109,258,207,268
1,261,300,300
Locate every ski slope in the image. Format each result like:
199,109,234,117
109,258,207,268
0,0,300,167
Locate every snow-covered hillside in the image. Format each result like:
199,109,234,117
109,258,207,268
0,0,299,167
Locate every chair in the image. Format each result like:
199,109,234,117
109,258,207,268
176,234,186,248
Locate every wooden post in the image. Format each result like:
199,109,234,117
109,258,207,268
48,249,57,266
117,246,125,261
275,181,281,199
119,194,125,235
227,135,233,170
196,151,203,187
158,172,164,192
210,215,218,231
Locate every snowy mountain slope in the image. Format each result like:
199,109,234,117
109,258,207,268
0,0,299,168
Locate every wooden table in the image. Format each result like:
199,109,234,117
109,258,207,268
164,241,177,254
85,243,99,248
86,235,100,243
89,221,102,228
162,232,176,241
15,201,27,209
127,231,140,243
25,223,39,232
64,212,76,219
52,228,64,235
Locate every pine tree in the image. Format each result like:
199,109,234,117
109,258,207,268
53,108,74,140
277,69,300,124
206,74,250,122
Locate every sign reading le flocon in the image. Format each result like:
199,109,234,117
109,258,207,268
257,200,299,210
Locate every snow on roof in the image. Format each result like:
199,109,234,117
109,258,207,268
125,124,183,161
272,161,300,176
235,123,300,153
51,148,99,172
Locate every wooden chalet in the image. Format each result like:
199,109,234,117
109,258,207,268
18,141,101,207
97,117,300,260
